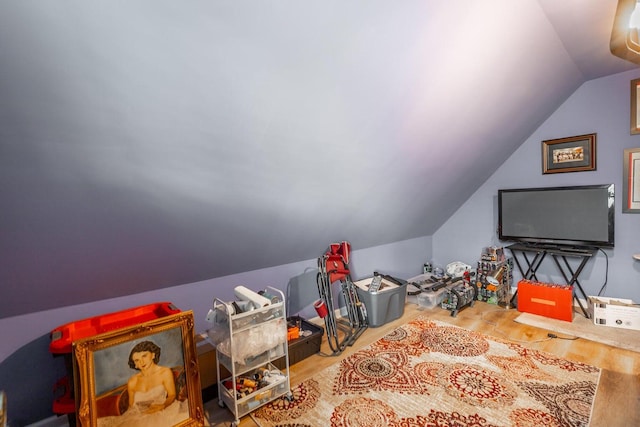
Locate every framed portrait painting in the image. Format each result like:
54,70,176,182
542,133,597,174
73,310,204,427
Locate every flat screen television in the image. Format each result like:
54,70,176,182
497,184,614,248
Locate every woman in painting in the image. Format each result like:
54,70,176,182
97,340,188,427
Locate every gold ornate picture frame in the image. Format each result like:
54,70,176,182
542,133,596,174
72,311,204,426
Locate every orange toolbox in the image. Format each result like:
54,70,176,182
49,302,181,415
517,279,573,322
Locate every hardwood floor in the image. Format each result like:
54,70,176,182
205,301,640,426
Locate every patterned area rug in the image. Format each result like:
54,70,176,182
252,317,601,427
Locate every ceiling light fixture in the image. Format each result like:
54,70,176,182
630,1,640,27
611,0,640,63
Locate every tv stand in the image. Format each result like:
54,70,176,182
507,243,597,318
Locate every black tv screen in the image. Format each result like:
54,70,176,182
498,184,614,248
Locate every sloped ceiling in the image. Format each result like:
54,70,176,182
0,1,637,319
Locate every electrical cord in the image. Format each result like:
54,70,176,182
481,309,581,343
546,333,579,340
596,247,609,297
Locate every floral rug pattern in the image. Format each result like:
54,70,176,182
253,317,600,427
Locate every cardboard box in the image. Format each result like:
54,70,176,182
196,334,218,389
588,296,640,331
517,279,573,322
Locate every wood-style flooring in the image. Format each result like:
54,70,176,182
205,301,640,427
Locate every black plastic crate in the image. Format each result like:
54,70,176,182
274,316,324,369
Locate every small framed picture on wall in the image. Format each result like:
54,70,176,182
542,133,596,174
623,148,640,213
631,78,640,135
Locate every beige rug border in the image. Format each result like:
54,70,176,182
514,311,640,353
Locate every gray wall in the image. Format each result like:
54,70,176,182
0,236,429,425
3,69,640,426
0,1,601,320
434,69,640,302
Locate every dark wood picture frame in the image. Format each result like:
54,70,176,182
542,133,596,174
623,148,640,213
632,78,640,135
73,311,204,427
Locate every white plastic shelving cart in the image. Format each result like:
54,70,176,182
212,287,291,427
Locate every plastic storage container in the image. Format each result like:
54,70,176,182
49,302,181,354
354,277,407,327
416,288,448,309
274,317,324,369
407,273,451,310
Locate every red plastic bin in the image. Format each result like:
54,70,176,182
50,302,180,354
49,302,181,415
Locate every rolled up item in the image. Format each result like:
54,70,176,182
234,285,271,308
